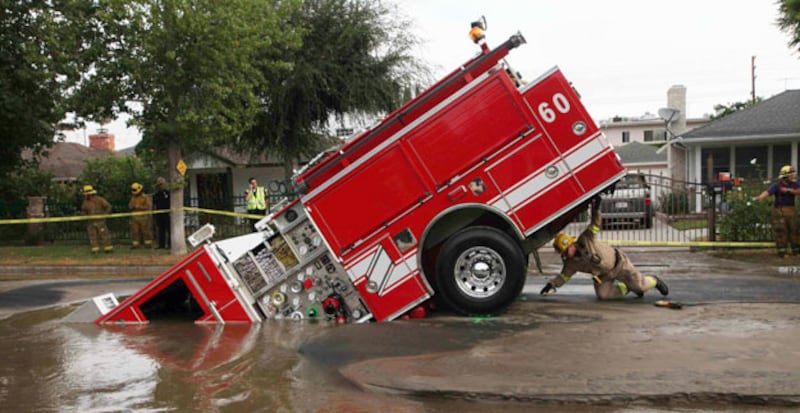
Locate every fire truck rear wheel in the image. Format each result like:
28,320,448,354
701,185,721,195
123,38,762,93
435,226,526,316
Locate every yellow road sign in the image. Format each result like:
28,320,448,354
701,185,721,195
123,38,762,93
176,159,187,176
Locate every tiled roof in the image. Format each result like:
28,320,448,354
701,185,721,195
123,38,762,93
614,141,666,164
682,90,800,139
23,142,114,180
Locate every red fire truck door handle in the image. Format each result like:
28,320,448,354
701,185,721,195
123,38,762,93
448,186,467,202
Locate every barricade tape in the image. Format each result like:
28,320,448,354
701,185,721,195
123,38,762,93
0,207,266,225
0,210,776,248
609,240,775,248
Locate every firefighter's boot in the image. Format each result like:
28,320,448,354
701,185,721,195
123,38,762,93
653,276,669,296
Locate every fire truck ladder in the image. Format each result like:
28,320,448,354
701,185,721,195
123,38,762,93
295,32,526,194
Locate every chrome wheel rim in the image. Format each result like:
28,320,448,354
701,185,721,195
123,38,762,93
453,246,506,299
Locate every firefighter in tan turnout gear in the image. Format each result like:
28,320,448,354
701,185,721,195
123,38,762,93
81,185,114,253
753,165,800,258
541,197,669,300
129,182,153,249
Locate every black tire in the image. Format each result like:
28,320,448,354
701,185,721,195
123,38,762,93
435,226,526,316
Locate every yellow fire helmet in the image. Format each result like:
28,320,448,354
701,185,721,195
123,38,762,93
83,185,97,195
779,165,796,179
553,233,576,254
131,182,143,195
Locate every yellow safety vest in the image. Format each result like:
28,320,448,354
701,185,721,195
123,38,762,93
247,187,266,211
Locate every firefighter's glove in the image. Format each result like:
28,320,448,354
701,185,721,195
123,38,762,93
540,282,555,296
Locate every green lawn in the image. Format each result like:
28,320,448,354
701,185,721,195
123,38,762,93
0,244,187,266
671,219,708,231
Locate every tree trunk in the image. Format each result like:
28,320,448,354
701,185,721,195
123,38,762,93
168,141,187,255
283,157,293,180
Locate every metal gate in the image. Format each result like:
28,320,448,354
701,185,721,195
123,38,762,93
563,172,774,246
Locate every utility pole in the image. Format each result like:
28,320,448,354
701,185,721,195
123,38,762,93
751,55,756,104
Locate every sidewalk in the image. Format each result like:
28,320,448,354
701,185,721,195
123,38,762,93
0,265,169,276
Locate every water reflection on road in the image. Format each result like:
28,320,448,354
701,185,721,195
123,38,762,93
0,306,531,412
1,306,793,413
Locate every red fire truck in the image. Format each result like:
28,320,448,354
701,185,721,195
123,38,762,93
94,31,625,325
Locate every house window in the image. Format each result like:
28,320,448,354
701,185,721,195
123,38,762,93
644,129,667,142
735,146,768,180
622,131,630,143
701,148,731,183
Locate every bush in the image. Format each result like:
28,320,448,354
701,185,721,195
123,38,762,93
718,191,772,242
658,191,690,215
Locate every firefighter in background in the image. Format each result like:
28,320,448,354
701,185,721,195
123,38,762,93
753,165,800,258
541,196,669,300
129,182,153,249
245,177,267,231
152,177,170,249
81,185,113,253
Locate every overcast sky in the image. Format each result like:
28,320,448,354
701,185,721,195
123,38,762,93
395,0,800,119
66,0,800,150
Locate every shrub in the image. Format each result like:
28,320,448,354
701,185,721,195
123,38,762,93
718,191,772,242
658,191,690,215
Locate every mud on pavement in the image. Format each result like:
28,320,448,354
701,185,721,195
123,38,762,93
339,300,800,408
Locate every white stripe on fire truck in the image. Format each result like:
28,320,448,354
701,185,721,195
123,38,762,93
346,245,418,296
490,135,607,212
563,136,607,174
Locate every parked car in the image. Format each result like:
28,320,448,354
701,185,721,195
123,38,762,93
600,173,653,229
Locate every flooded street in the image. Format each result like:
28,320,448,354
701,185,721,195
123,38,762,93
0,305,533,412
1,247,799,413
2,304,797,413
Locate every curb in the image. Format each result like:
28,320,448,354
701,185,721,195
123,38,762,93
0,265,168,275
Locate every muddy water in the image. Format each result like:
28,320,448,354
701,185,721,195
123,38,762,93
0,305,530,412
0,306,794,413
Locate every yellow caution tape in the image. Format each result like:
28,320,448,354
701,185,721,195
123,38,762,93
0,210,776,249
608,240,775,248
183,207,265,220
0,207,266,224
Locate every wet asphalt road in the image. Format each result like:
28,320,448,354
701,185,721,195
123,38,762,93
1,250,799,411
2,249,800,318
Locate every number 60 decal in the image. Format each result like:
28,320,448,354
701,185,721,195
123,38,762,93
537,93,571,123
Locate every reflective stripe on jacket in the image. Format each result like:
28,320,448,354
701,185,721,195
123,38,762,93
247,187,266,211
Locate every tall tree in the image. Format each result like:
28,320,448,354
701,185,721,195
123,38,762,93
0,0,97,185
711,98,763,120
73,0,301,254
237,0,426,175
777,0,800,54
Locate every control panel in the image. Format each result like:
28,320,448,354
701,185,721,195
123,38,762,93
229,198,372,323
256,252,369,322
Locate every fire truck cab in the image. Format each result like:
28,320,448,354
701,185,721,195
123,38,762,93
94,31,625,325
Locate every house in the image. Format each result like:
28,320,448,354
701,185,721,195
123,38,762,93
184,147,299,214
600,85,710,148
24,132,116,182
680,89,800,185
600,85,711,183
613,141,667,176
